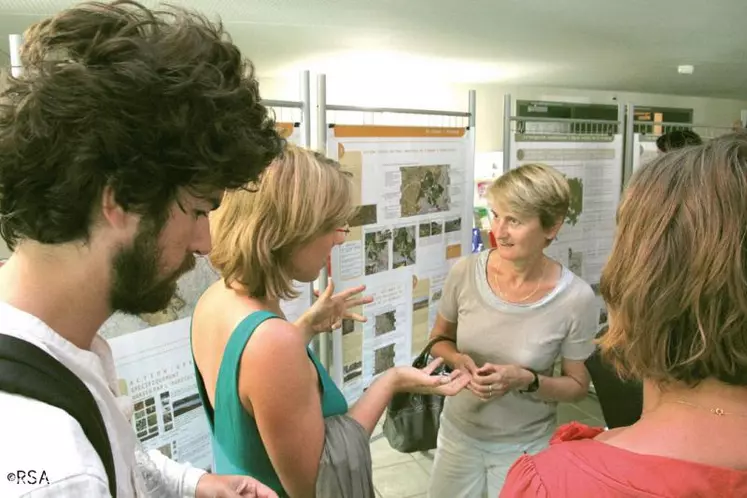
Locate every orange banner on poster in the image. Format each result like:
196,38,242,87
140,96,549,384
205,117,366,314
276,122,297,139
332,125,466,139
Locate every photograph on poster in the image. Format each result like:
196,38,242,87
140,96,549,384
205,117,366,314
374,344,396,374
400,165,451,217
392,226,417,269
364,230,391,275
344,361,363,383
568,248,583,277
351,204,378,227
445,218,462,233
566,176,584,226
413,297,429,313
374,310,397,337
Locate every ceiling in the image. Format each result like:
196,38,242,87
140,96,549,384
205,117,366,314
1,0,746,99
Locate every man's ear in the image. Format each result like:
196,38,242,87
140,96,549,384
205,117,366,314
100,185,137,232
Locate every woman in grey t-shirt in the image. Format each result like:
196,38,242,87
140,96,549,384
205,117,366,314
427,163,598,498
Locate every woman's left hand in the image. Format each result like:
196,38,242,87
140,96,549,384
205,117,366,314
470,364,534,401
297,278,373,334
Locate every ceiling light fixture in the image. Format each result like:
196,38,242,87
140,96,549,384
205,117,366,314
678,65,695,75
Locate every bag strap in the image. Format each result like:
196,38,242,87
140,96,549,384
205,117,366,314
0,334,117,497
413,335,456,368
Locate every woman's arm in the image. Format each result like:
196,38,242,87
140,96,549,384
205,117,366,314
241,320,325,498
428,315,462,367
523,359,590,402
347,369,398,434
347,360,470,435
536,285,597,402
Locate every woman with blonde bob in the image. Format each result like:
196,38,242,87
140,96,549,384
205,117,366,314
190,145,469,498
501,134,747,496
427,163,598,497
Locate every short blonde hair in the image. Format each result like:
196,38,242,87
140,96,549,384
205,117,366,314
600,134,747,387
487,163,570,229
209,145,356,300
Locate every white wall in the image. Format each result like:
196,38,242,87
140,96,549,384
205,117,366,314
259,75,747,153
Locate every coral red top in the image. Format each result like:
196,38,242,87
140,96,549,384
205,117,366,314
500,422,747,497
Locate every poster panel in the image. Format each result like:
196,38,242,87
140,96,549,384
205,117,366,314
326,125,474,402
509,132,624,327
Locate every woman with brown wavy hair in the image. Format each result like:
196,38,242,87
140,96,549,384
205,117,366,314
500,134,747,497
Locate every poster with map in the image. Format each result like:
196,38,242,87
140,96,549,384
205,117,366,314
509,132,623,318
104,122,305,468
509,134,623,286
326,125,474,403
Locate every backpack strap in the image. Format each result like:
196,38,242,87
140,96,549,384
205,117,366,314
0,334,117,497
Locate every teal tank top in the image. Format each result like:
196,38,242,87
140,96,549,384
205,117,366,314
191,311,348,497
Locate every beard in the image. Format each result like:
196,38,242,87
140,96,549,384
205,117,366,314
109,218,196,315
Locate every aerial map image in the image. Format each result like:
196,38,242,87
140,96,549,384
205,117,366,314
566,176,584,226
399,165,451,217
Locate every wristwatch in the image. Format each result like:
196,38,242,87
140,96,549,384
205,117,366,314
520,368,540,393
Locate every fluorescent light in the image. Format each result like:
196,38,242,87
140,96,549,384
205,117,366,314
677,65,694,75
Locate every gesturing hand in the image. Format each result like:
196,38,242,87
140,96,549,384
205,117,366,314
470,363,532,401
195,474,278,498
453,353,482,396
299,278,373,334
393,358,471,396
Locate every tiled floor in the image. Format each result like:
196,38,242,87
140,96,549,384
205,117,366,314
370,393,606,498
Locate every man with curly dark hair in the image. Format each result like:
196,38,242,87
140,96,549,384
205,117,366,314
0,1,283,497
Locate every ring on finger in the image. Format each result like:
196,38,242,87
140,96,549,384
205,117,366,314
488,384,493,397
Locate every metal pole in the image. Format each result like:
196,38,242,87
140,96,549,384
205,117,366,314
324,104,468,118
624,103,635,185
299,71,317,356
316,73,331,370
468,90,477,129
301,70,311,147
502,94,512,173
260,99,303,109
9,34,22,78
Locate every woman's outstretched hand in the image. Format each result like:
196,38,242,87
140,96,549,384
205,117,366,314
296,278,373,336
392,358,471,396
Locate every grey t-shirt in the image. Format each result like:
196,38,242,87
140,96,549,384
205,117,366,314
439,250,598,443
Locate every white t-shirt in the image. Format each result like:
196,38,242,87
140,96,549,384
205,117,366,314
439,251,598,443
0,302,205,497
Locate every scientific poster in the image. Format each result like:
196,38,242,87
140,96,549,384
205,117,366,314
327,125,474,402
510,133,624,289
104,122,310,468
110,318,212,469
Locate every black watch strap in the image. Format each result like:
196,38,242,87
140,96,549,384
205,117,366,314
521,368,540,393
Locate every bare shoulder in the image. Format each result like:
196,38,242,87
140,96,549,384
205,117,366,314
243,317,306,365
192,281,260,335
239,316,317,406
